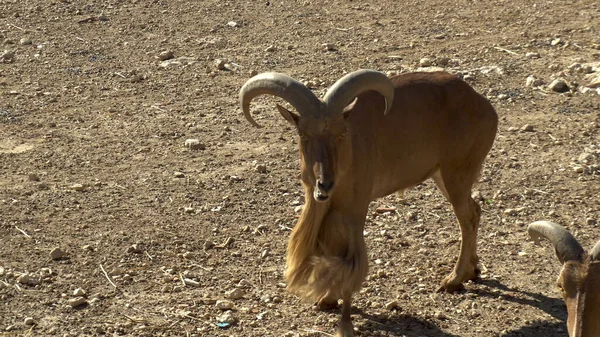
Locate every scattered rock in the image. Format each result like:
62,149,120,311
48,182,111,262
216,300,234,310
68,297,87,308
385,300,399,310
70,183,85,191
322,43,336,51
550,38,562,46
249,70,258,77
24,317,35,326
572,166,585,173
157,50,174,61
255,164,267,173
294,205,304,213
159,57,198,68
217,311,236,326
586,218,597,226
586,73,600,88
17,274,40,285
174,171,185,178
50,247,66,260
0,50,15,63
19,38,32,45
227,21,240,28
183,278,200,287
525,52,540,59
525,75,544,87
130,74,144,83
520,124,535,132
419,57,433,67
434,311,446,319
548,78,569,92
73,288,86,297
184,138,205,150
225,288,245,300
265,45,276,52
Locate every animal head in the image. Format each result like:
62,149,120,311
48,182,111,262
528,221,600,337
239,70,394,202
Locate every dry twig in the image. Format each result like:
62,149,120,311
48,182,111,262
99,264,118,289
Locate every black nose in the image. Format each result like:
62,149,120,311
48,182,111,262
317,180,334,192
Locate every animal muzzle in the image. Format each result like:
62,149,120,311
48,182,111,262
314,179,334,202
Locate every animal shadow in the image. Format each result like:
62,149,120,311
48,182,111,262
355,310,459,337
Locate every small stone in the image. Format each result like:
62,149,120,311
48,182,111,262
50,247,66,260
225,288,245,300
573,166,585,173
127,243,142,254
204,240,216,250
587,73,600,89
68,297,87,308
518,251,527,256
174,171,185,178
0,50,15,62
19,38,32,45
586,218,597,226
215,59,227,70
550,38,561,46
294,205,304,213
217,311,236,325
265,45,276,52
183,278,199,287
434,311,446,319
255,164,267,173
503,208,517,216
157,50,174,61
216,300,234,310
98,13,109,21
249,70,258,77
227,21,239,28
70,183,85,191
73,288,86,297
17,274,40,285
183,207,195,214
385,300,399,310
525,52,540,59
24,317,35,325
130,74,143,83
520,124,535,132
419,57,433,67
28,173,40,181
322,43,336,51
548,78,569,93
525,75,544,87
185,138,205,150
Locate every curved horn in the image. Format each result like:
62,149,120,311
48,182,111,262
323,69,394,116
527,221,585,263
590,240,600,261
239,72,322,128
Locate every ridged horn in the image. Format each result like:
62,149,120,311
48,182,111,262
590,240,600,261
323,69,394,116
239,72,322,128
527,221,585,263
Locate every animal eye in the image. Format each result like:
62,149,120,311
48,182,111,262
557,284,565,292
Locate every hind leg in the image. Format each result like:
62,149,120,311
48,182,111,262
433,171,481,292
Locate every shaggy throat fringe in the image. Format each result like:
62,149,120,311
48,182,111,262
284,202,368,302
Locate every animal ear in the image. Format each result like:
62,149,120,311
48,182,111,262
276,104,299,126
342,97,358,120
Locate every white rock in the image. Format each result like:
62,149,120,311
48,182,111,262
183,278,199,287
157,50,174,61
70,183,85,191
19,38,32,45
573,166,585,173
216,300,234,310
184,138,205,150
525,75,544,87
17,274,40,285
525,52,540,59
24,317,35,325
419,57,433,67
227,21,239,28
225,288,245,300
73,288,86,297
385,300,399,310
587,73,600,88
68,297,87,307
159,57,198,68
265,45,276,52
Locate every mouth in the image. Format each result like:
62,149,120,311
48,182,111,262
314,190,330,202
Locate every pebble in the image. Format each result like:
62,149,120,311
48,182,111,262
520,124,535,132
249,70,258,77
73,288,86,297
255,164,267,173
19,38,32,45
322,43,336,51
68,297,87,308
586,218,597,226
157,50,174,61
550,38,562,46
227,21,239,28
217,311,236,325
225,288,245,300
294,205,304,213
587,73,600,88
50,247,66,260
24,317,35,326
17,274,40,285
548,78,569,92
159,57,198,68
385,300,399,310
0,50,15,62
419,57,433,67
70,183,85,191
183,278,200,287
185,138,205,150
216,300,234,310
434,311,446,319
215,59,227,70
265,45,276,52
174,171,185,178
525,52,540,59
525,75,544,87
573,166,585,173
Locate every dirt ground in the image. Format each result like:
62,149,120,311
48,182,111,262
1,0,599,336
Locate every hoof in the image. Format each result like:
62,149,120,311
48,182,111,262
335,320,354,337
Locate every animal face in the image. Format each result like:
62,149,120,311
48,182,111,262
277,104,351,202
559,261,600,337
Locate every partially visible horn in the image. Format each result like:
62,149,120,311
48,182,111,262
323,69,394,116
528,221,585,263
590,240,600,261
239,72,322,128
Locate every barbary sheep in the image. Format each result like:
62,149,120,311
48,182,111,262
240,69,498,336
528,221,600,337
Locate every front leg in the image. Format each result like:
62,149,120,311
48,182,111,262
336,293,354,337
